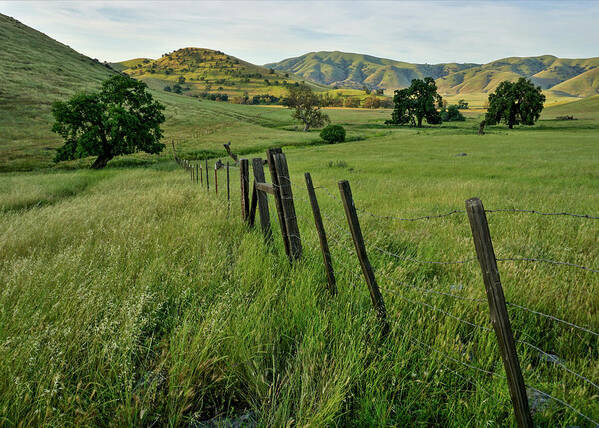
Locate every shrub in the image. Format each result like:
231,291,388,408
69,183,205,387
440,105,465,122
320,125,346,144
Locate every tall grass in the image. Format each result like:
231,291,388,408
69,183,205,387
1,124,598,426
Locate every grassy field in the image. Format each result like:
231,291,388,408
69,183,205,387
1,95,598,426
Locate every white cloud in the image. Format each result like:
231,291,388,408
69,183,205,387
1,0,598,64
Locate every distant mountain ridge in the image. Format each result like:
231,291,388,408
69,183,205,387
266,51,599,98
265,51,478,91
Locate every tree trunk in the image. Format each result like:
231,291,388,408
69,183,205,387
478,120,486,135
417,116,423,128
303,123,310,132
508,122,514,129
91,154,112,169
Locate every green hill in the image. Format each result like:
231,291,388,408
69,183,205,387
265,51,478,92
0,13,117,171
549,67,599,98
437,55,599,97
114,48,328,100
268,52,599,99
543,94,599,119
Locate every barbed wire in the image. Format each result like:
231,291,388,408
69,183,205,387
358,208,467,222
505,301,599,338
372,243,478,265
486,208,599,220
527,386,599,426
497,257,599,274
513,338,599,393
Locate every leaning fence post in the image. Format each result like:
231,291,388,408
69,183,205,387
465,197,533,428
226,162,230,205
214,165,218,195
205,158,209,191
240,159,250,221
305,172,336,295
338,180,388,334
266,148,291,259
273,152,302,261
253,158,272,241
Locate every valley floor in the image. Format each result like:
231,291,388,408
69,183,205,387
1,101,598,426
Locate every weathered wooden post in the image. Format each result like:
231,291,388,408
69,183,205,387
205,158,209,191
196,163,199,184
273,152,302,261
214,165,218,195
266,148,291,258
465,197,533,428
226,162,230,204
338,180,388,334
305,172,336,294
253,158,272,241
240,159,250,221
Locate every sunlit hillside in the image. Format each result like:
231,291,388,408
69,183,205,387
114,47,329,100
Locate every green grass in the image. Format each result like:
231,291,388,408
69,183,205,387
1,105,598,426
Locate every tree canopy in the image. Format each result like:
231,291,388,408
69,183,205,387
387,77,443,127
283,84,330,131
52,75,166,168
485,78,545,129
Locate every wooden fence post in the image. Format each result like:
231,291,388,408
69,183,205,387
214,165,218,195
465,197,533,428
226,162,230,204
305,172,336,295
196,163,199,184
273,152,302,261
338,180,388,333
266,148,291,258
253,158,272,241
205,159,209,191
240,159,250,221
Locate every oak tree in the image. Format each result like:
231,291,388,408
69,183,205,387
52,75,165,169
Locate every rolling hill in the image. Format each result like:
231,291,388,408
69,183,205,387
113,47,328,101
267,51,599,99
265,51,478,92
0,13,118,171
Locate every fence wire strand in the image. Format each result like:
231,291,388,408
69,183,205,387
486,208,599,220
497,257,599,274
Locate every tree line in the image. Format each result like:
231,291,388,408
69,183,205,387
50,74,546,169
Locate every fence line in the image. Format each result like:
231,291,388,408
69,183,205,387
173,148,598,427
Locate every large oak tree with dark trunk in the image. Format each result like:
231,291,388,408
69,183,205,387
387,77,443,127
485,78,545,129
52,75,166,169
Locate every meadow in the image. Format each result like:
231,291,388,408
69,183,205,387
1,95,598,426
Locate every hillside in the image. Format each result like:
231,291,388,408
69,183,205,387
265,51,478,92
437,55,599,97
114,48,328,101
268,51,599,99
0,14,117,171
543,94,599,119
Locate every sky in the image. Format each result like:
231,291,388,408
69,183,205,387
1,1,598,65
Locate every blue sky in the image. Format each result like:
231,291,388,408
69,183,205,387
1,1,598,64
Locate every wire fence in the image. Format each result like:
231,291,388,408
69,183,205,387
173,149,599,427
